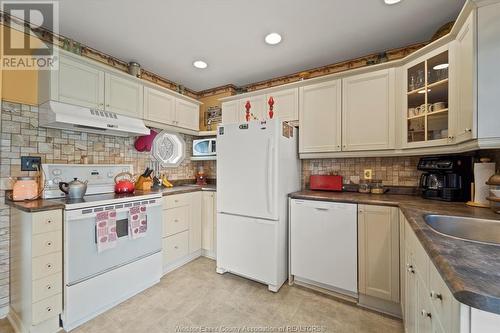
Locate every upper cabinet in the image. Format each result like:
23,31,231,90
144,87,176,126
221,87,299,124
104,73,143,118
40,51,201,132
144,86,200,131
342,69,395,151
175,98,200,131
221,100,243,124
453,11,476,143
403,45,452,148
266,88,299,121
299,80,342,153
49,56,105,109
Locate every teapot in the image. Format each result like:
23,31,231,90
59,178,88,199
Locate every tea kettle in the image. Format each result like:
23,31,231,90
59,178,88,199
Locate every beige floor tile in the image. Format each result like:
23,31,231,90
1,257,403,333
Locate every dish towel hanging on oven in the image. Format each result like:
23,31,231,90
96,210,118,253
129,205,147,239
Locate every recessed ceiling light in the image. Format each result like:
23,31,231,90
265,33,282,45
433,63,449,70
384,0,402,4
193,60,208,69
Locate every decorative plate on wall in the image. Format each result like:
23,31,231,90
151,130,185,167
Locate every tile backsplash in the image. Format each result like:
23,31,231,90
0,101,215,313
302,156,421,188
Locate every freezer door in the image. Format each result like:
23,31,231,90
217,121,278,220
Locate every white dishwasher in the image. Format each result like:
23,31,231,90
290,199,358,298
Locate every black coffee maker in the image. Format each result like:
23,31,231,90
418,155,473,202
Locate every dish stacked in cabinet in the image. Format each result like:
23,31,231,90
9,209,63,333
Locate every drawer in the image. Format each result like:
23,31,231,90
32,252,62,280
32,210,62,235
163,193,190,209
163,230,189,264
429,261,457,332
32,231,62,258
163,206,189,237
32,293,62,325
32,273,62,303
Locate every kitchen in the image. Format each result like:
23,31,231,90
1,0,500,332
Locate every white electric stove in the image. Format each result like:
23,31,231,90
42,164,163,331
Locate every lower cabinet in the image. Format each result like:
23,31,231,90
162,192,201,271
402,215,460,333
358,205,400,316
201,191,217,259
9,208,63,333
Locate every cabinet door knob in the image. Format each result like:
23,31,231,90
421,309,431,318
174,245,179,249
46,306,52,313
46,284,52,290
465,128,472,132
46,219,52,225
407,265,415,274
430,291,443,300
46,263,53,269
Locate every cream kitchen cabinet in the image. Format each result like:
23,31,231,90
221,88,298,124
162,192,202,273
453,11,476,143
104,72,143,118
144,86,176,125
402,215,460,333
175,98,200,131
40,54,105,108
8,208,63,333
358,205,400,316
342,69,395,151
144,86,200,131
221,100,242,124
201,191,217,259
299,80,342,153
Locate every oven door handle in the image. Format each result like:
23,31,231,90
65,203,160,221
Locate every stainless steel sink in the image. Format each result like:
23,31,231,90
424,214,500,246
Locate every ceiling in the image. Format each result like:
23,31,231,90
53,0,465,92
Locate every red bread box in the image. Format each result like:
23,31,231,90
309,175,343,191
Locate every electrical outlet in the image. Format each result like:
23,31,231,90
363,169,373,180
21,156,41,171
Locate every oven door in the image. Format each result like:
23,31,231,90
64,198,162,286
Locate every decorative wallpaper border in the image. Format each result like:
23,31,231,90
0,11,453,100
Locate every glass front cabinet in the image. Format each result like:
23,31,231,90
403,44,455,148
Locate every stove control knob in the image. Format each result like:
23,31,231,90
52,169,62,176
107,172,114,178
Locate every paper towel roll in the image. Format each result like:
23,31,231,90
474,162,496,205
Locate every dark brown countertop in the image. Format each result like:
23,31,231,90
6,185,216,213
290,190,500,315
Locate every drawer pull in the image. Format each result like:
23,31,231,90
174,245,179,249
430,291,443,301
46,284,52,290
420,309,431,318
46,241,53,247
174,219,179,223
46,220,52,225
46,263,53,269
407,265,415,274
46,306,52,313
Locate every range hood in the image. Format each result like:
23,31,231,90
39,101,150,137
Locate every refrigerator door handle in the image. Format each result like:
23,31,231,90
266,138,275,215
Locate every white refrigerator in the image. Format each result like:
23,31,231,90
216,119,300,292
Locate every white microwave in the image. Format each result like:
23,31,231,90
193,138,216,156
